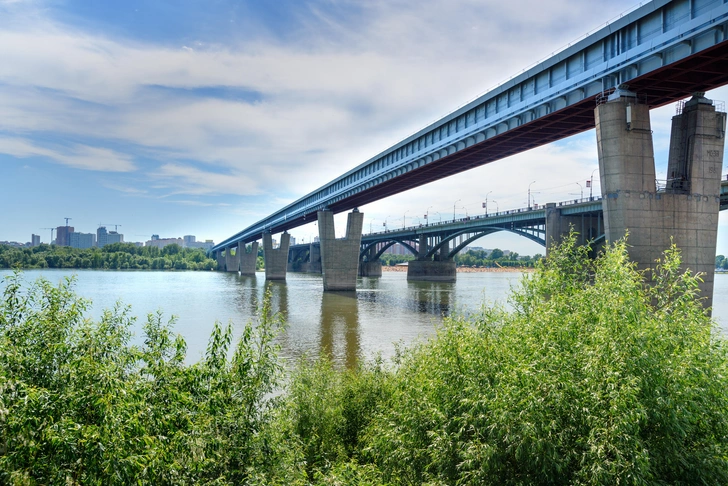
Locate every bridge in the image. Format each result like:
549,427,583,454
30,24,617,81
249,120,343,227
280,178,728,278
212,0,728,306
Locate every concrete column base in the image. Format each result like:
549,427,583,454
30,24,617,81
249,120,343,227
318,210,364,291
225,248,238,272
239,241,258,276
263,232,290,280
407,260,457,282
359,260,382,277
215,251,225,271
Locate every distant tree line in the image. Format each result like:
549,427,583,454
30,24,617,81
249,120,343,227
378,249,542,268
454,248,543,268
0,243,217,270
717,255,728,270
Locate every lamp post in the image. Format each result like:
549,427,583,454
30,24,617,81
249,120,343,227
403,210,409,229
492,200,499,213
575,182,583,200
425,206,433,226
484,191,492,216
436,211,442,222
589,168,598,198
383,215,391,231
369,218,375,233
453,199,461,220
528,181,536,209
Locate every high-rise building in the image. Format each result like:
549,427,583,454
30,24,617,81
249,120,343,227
31,234,40,247
69,232,96,249
183,235,196,247
55,226,75,246
97,226,124,248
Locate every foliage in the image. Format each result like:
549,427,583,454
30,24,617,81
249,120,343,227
454,248,543,268
361,235,728,484
0,274,283,484
379,254,414,266
717,254,727,270
2,234,728,484
0,243,217,271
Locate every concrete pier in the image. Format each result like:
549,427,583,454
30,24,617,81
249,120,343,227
263,232,290,280
358,245,382,277
225,247,238,272
214,250,225,271
407,235,457,282
595,90,726,308
545,203,604,254
239,241,258,276
359,260,382,277
318,209,364,291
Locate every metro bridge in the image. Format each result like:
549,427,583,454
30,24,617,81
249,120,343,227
212,0,728,305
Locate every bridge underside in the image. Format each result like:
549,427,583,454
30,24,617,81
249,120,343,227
325,42,728,215
256,41,728,239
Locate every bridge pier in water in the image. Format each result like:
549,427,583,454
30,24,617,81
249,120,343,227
595,90,726,308
318,209,364,291
238,241,258,276
407,235,456,282
358,245,382,277
263,232,290,280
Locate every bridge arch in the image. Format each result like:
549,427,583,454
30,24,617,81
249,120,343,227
425,226,546,259
360,238,418,261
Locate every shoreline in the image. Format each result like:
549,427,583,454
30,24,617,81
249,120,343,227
382,265,533,273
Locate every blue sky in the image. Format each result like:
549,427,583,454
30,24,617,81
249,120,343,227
1,0,727,256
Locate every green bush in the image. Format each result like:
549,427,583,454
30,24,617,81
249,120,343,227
362,236,728,484
0,273,283,485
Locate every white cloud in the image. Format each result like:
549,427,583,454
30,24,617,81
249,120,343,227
0,137,136,172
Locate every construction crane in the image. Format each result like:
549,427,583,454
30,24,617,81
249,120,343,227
40,228,56,244
100,223,122,232
64,217,72,226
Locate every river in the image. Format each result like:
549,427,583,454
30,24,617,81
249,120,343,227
1,269,726,367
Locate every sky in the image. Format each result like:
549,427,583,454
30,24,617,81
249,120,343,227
1,0,727,256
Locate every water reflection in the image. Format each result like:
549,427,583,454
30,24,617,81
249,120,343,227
407,281,453,316
320,291,360,368
264,279,289,319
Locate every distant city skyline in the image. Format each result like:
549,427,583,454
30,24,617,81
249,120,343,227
1,0,726,256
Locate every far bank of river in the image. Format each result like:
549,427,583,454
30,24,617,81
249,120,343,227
1,269,726,367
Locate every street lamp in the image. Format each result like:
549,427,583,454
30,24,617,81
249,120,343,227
435,211,442,223
403,210,409,229
453,199,461,220
528,181,536,209
589,168,599,199
383,215,391,231
425,206,433,226
575,181,583,200
484,191,492,216
492,200,499,213
369,218,375,233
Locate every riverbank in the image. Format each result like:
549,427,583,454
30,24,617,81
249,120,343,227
382,265,533,273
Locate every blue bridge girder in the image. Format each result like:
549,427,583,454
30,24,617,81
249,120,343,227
213,0,728,253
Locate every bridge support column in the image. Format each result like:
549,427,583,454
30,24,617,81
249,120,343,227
545,203,604,254
225,246,238,272
359,246,382,277
239,241,258,276
318,209,364,291
407,235,457,282
263,232,290,280
596,90,726,307
309,243,322,273
214,250,225,271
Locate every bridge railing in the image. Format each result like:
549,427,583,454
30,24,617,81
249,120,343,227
365,196,603,237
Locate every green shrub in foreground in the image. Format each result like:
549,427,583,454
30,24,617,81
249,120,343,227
0,274,282,485
358,236,728,484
